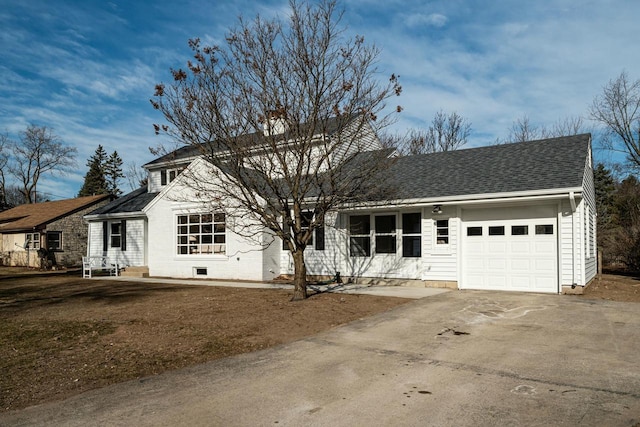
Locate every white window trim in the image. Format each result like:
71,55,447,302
433,218,452,254
374,213,398,255
176,212,227,257
401,212,422,258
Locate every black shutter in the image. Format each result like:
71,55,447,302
121,220,127,251
102,221,108,253
160,170,167,185
315,226,325,250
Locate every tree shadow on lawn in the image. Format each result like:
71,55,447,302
0,274,197,311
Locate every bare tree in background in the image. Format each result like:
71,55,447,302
8,124,77,203
0,133,9,209
382,110,471,155
125,161,148,190
151,0,401,300
500,115,587,144
590,71,640,174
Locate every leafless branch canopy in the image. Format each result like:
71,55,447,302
590,71,640,173
150,0,401,298
7,124,77,203
382,110,471,155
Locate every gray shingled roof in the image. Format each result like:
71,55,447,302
383,133,590,201
86,187,159,216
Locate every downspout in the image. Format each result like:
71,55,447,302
569,192,577,288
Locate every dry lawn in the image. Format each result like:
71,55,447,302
1,268,637,413
0,268,408,412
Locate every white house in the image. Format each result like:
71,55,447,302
84,119,596,294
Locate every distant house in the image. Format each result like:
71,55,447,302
84,115,596,294
0,195,113,268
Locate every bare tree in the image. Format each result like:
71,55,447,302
499,115,587,144
125,161,148,190
384,111,470,155
0,133,9,208
151,0,401,300
590,71,640,173
8,124,77,203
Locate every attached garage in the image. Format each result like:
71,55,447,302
461,205,558,293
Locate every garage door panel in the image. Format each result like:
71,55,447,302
510,275,531,288
462,207,558,293
511,258,531,271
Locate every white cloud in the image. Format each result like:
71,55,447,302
405,13,448,28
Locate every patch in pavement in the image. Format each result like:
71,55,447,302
455,299,556,325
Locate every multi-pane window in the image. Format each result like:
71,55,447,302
110,222,122,248
177,213,226,255
160,168,183,186
402,213,421,257
436,219,449,244
46,231,62,251
281,211,325,251
25,233,40,250
349,215,371,256
375,215,396,254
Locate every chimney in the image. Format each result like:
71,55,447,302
263,107,288,136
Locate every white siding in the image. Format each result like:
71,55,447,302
145,177,278,281
582,153,597,284
423,207,458,281
87,218,146,267
148,169,163,193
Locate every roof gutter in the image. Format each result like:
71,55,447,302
84,212,146,221
339,187,584,210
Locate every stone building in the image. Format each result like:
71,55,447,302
0,195,113,268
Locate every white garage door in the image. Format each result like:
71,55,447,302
461,206,558,293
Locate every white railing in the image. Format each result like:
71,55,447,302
82,256,120,278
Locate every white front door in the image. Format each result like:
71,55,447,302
461,206,558,293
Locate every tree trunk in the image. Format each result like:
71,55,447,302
291,249,308,301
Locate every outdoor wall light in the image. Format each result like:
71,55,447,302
432,205,443,214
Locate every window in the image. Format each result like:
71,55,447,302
467,227,482,236
301,211,313,246
535,225,554,235
402,213,421,257
110,222,122,248
350,215,371,256
375,215,396,254
160,168,183,186
511,225,528,235
489,226,505,236
436,219,449,244
177,213,226,255
46,231,62,251
281,211,325,251
25,233,40,250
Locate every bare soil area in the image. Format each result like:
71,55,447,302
0,268,408,412
1,268,637,413
581,272,640,302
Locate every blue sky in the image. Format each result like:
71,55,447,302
1,0,639,200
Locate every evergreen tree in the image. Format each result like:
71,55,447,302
105,151,124,196
78,145,108,197
594,163,616,228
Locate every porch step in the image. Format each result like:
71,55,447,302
120,266,150,278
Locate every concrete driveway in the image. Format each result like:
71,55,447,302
3,290,640,426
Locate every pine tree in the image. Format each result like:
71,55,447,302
105,151,124,196
78,145,108,197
